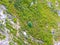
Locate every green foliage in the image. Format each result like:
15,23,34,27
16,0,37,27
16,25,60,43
6,22,17,36
28,21,32,28
9,42,14,45
0,33,6,40
13,0,58,45
0,0,59,45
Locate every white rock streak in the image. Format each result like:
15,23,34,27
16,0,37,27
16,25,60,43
23,31,27,36
47,2,52,8
0,4,21,45
0,5,19,45
30,2,34,7
0,5,7,25
53,40,60,45
57,10,60,16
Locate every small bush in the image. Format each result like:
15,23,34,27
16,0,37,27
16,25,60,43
28,21,32,28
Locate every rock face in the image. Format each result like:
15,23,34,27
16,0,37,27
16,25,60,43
0,5,19,45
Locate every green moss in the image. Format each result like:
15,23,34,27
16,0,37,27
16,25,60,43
9,42,14,45
0,33,6,40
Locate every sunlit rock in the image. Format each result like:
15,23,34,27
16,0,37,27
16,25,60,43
0,5,6,11
51,28,55,35
47,2,52,8
54,41,60,45
30,2,34,7
0,5,7,25
57,10,60,16
23,31,27,36
0,4,18,45
55,1,59,7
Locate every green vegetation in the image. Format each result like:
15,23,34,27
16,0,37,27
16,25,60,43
0,33,6,40
0,0,60,45
28,21,32,28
